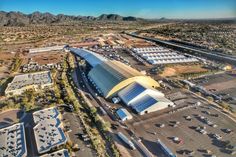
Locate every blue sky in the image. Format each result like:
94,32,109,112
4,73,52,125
0,0,235,19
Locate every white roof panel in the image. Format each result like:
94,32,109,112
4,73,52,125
70,48,107,67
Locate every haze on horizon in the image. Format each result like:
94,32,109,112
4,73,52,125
1,0,236,19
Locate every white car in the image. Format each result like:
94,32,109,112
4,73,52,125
185,116,192,121
199,129,207,134
200,116,205,120
211,124,218,128
213,134,222,140
225,128,233,134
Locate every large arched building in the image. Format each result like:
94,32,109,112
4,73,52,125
88,60,159,98
70,48,174,115
70,48,159,98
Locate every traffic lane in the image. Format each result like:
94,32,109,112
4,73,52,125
110,130,143,157
24,125,38,157
77,63,117,121
21,113,38,157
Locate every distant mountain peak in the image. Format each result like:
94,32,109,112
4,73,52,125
0,11,142,26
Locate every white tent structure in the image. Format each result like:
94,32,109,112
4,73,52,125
118,82,174,115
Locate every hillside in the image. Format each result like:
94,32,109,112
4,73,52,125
0,11,142,26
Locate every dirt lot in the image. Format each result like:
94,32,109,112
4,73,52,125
27,51,65,65
160,64,208,77
0,52,15,79
205,80,236,92
0,109,24,128
193,73,236,107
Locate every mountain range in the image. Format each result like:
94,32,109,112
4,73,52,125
0,11,143,26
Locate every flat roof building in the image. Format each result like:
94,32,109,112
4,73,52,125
132,46,198,65
131,94,174,115
5,71,53,96
33,107,67,154
29,45,65,54
0,123,27,157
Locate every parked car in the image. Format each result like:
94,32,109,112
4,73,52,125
213,134,222,140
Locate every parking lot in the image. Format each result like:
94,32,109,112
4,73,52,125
192,73,236,107
62,111,96,157
128,98,236,157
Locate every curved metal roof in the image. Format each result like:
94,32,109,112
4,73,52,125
88,60,143,97
69,48,107,67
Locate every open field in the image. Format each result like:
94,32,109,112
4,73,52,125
28,51,65,65
192,73,236,107
160,64,208,77
0,52,15,79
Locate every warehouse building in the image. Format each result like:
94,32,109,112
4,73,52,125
33,108,67,154
29,45,65,54
132,46,198,65
118,82,174,115
5,71,53,97
0,123,27,157
132,47,169,53
131,94,174,115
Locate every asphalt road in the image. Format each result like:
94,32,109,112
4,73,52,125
62,111,96,157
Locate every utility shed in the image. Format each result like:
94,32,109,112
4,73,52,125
116,108,133,121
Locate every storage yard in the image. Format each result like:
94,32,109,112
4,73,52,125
28,51,65,65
